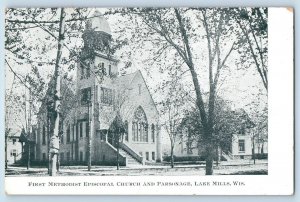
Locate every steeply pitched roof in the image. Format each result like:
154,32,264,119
99,70,160,129
113,71,137,89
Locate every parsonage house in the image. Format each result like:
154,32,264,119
173,109,268,161
34,11,162,166
5,130,24,165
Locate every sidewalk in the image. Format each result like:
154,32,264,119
5,159,268,176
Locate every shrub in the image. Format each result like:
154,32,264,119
163,155,206,162
252,153,268,159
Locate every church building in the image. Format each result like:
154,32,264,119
35,11,162,166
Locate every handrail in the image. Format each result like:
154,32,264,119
221,151,232,161
105,141,126,158
120,142,143,164
227,151,233,159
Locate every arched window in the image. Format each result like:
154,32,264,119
124,120,128,141
132,106,148,142
42,125,46,145
151,124,155,143
108,65,112,76
132,122,136,141
145,123,148,142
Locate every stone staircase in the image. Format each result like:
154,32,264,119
119,148,142,166
221,151,233,161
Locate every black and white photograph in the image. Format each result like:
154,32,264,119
3,7,293,195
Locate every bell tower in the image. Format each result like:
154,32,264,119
78,10,118,84
81,10,112,58
75,10,118,162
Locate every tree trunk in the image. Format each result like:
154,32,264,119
205,142,214,175
51,153,57,176
170,144,174,168
252,138,256,164
57,153,60,172
117,130,120,170
5,132,8,170
174,9,215,175
27,143,30,170
47,113,51,174
48,153,51,174
49,8,65,176
27,89,32,170
187,59,214,175
216,145,219,166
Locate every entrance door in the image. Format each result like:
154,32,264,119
108,132,117,147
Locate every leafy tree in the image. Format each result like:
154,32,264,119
178,97,239,164
157,77,187,168
109,8,237,174
109,112,126,170
246,93,268,164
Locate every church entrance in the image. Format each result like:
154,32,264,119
107,112,126,149
107,131,118,147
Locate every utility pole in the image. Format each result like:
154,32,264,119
87,96,91,171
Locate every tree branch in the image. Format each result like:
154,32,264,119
238,20,268,90
5,59,31,90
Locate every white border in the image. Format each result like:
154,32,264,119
4,7,294,195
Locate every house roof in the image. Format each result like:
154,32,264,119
232,108,255,128
7,130,21,138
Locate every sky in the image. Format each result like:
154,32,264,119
4,8,267,135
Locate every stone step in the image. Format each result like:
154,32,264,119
119,148,141,165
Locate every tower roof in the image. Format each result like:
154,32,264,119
86,10,111,35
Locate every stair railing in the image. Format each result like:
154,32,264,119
120,142,144,164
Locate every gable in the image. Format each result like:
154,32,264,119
129,70,159,117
